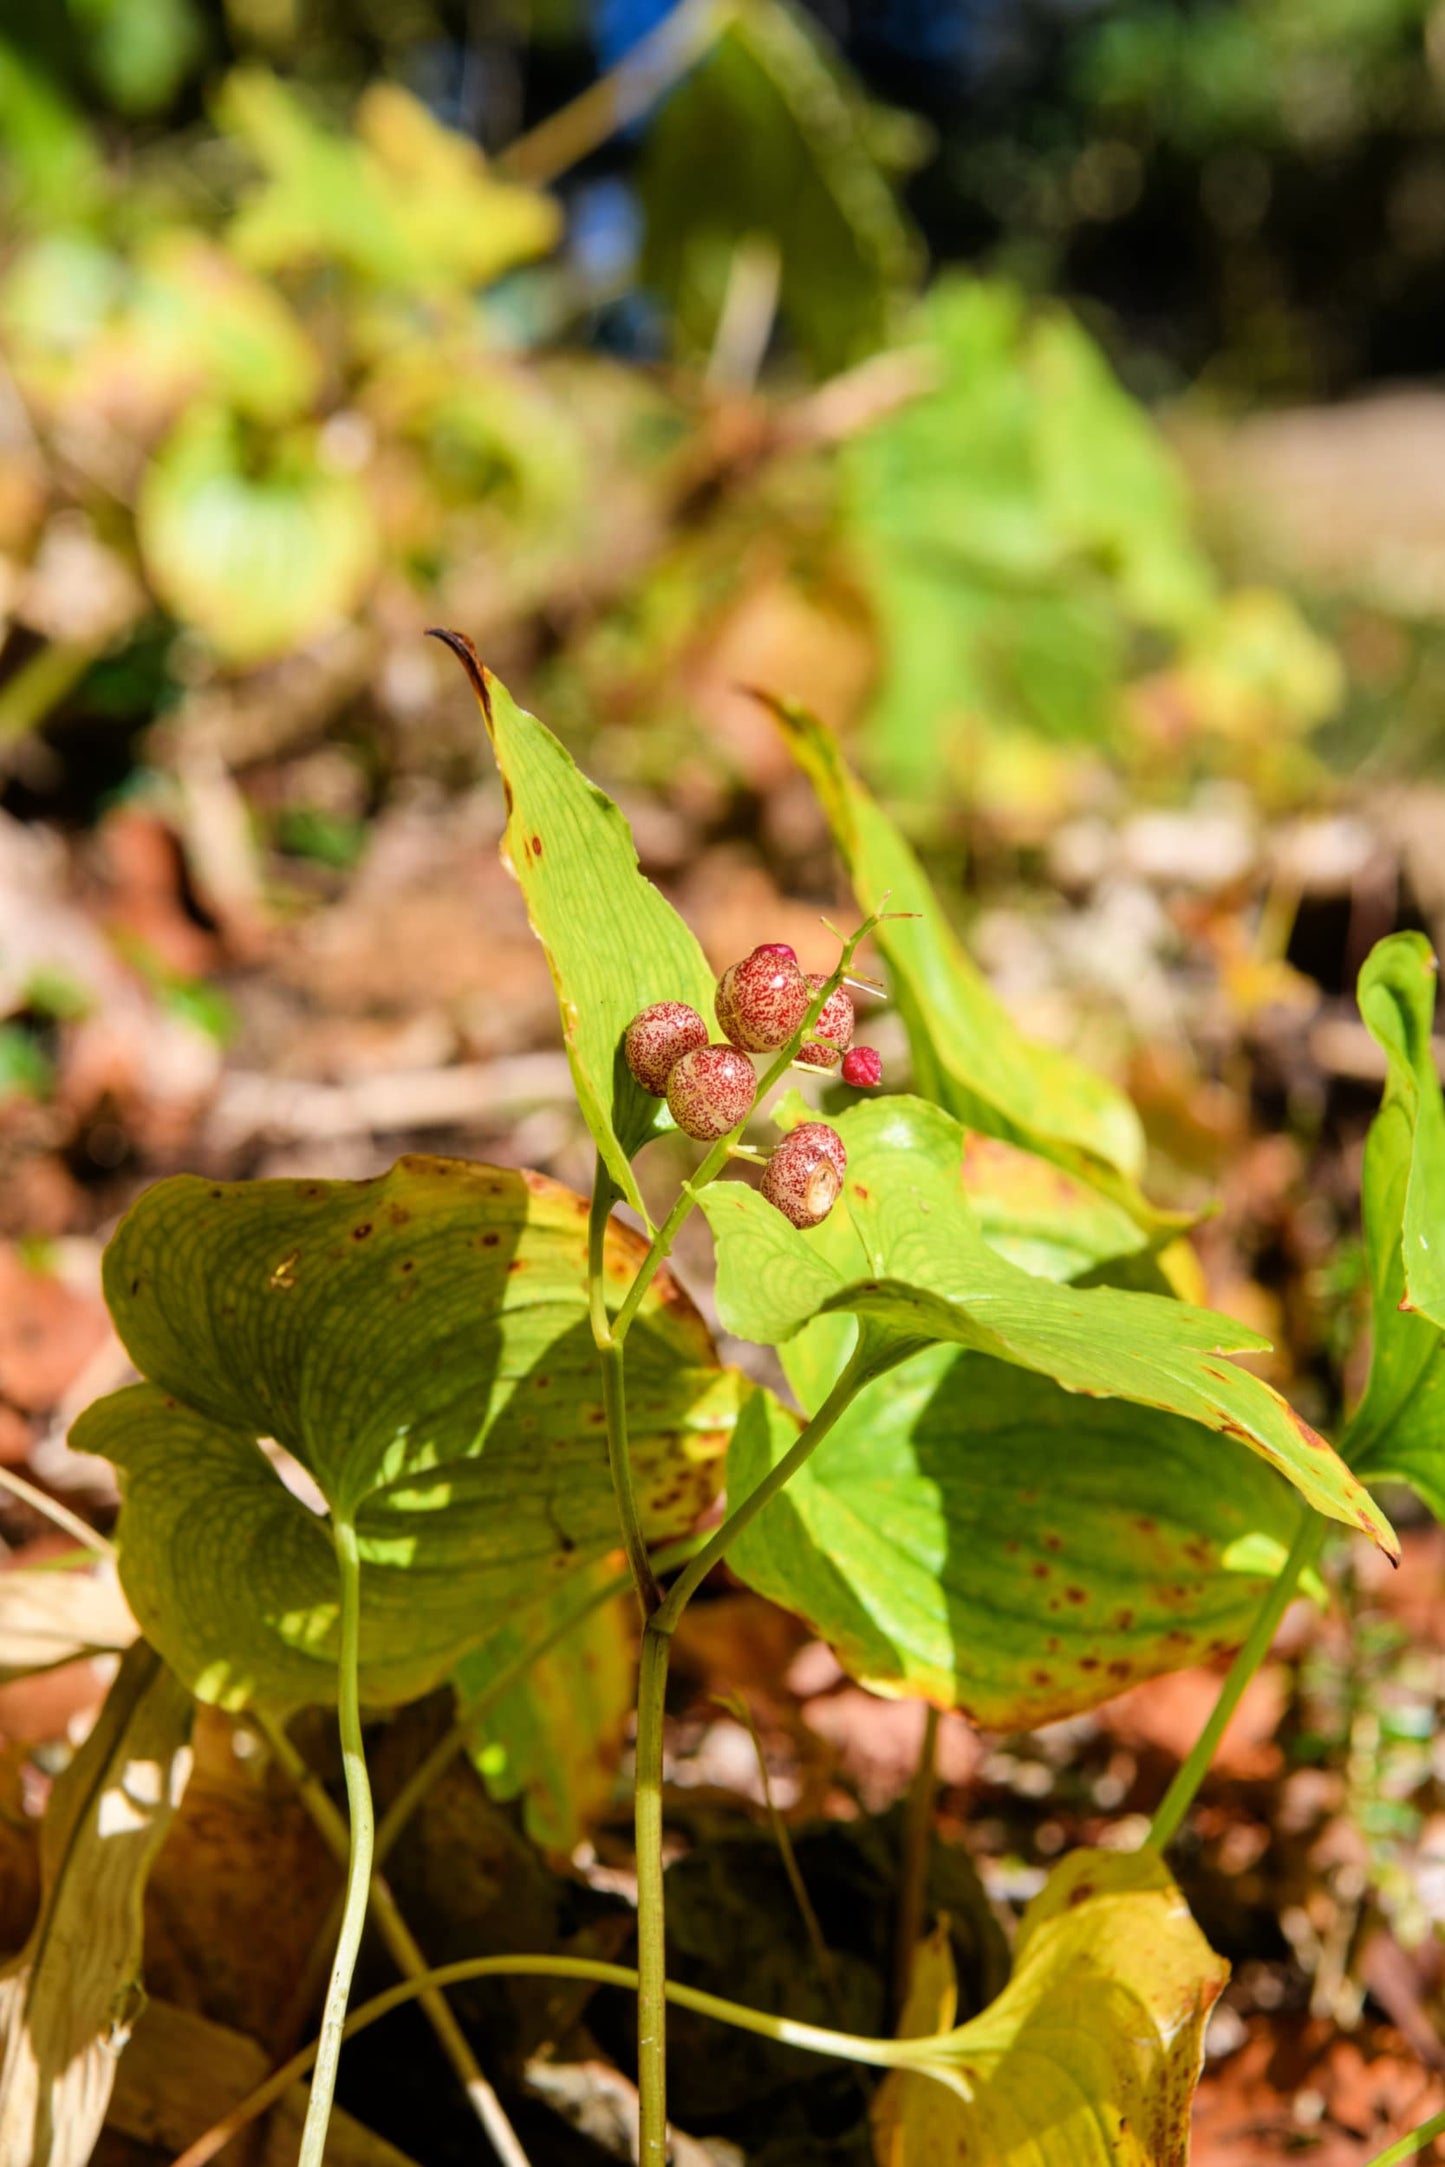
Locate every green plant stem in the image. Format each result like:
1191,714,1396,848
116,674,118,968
894,1702,940,2016
632,1340,883,2167
612,913,886,1344
0,1465,115,1557
633,1622,671,2167
171,1948,955,2167
254,1713,531,2167
1364,2106,1445,2165
1146,1515,1323,1852
0,638,97,747
592,907,894,2163
498,0,730,186
296,1516,374,2167
590,1164,662,1616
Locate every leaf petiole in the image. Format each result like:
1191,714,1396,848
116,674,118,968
1146,1514,1323,1852
296,1515,375,2167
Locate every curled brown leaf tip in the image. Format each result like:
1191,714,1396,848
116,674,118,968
425,626,493,724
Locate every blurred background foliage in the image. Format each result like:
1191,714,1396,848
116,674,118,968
6,0,1426,839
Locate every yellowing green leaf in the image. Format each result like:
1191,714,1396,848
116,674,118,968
455,1560,633,1854
841,279,1216,788
728,1358,1304,1728
1346,934,1445,1519
0,1643,192,2167
73,1157,732,1709
1358,932,1445,1330
432,640,719,1219
701,1096,1396,1555
127,232,321,424
873,1849,1227,2167
138,406,376,664
765,695,1176,1229
219,70,559,295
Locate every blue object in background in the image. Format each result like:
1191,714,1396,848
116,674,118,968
594,0,681,70
569,176,643,290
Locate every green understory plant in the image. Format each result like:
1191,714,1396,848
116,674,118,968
53,642,1445,2167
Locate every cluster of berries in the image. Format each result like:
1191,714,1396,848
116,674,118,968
622,944,880,1228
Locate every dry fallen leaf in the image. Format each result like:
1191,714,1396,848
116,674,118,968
0,1641,192,2167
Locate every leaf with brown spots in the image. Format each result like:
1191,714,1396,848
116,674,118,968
726,1354,1304,1728
873,1849,1226,2167
430,636,717,1220
702,1097,1396,1558
72,1158,734,1710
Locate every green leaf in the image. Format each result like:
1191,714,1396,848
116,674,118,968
138,406,377,665
73,1157,733,1710
1346,934,1445,1518
764,694,1177,1230
700,1096,1396,1555
959,1130,1152,1282
727,1357,1303,1728
455,1560,633,1854
129,231,322,425
840,278,1215,788
1358,932,1445,1329
0,1643,192,2167
219,71,559,296
872,1849,1227,2167
640,0,918,375
431,637,719,1220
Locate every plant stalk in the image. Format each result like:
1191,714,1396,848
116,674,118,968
498,0,730,186
1363,2105,1445,2165
296,1516,375,2167
1146,1514,1323,1852
171,1949,955,2167
632,1341,883,2166
594,905,894,2163
590,1164,662,1616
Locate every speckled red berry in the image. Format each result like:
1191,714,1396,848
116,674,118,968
666,1043,757,1141
761,1121,847,1227
624,1002,710,1096
841,1045,882,1088
716,946,811,1053
795,975,856,1070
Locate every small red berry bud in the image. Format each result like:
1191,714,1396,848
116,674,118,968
841,1046,882,1088
624,1002,710,1097
795,974,856,1071
666,1043,757,1141
716,945,811,1053
761,1120,847,1228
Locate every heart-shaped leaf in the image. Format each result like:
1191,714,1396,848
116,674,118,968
872,1849,1227,2167
454,1559,633,1855
138,405,377,664
727,1357,1304,1729
1346,934,1445,1518
431,639,719,1220
763,696,1181,1234
700,1097,1396,1555
73,1157,733,1710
